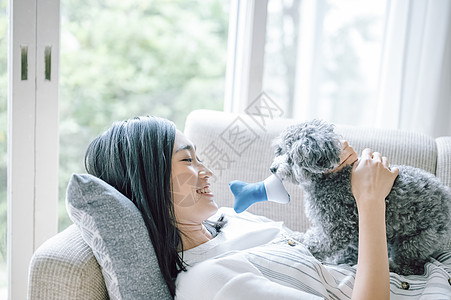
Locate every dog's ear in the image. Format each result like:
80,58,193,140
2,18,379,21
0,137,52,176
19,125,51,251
271,136,284,156
289,120,342,180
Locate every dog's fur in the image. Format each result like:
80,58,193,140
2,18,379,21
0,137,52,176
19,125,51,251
270,119,451,275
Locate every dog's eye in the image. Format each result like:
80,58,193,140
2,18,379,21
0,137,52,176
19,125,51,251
287,157,293,165
275,146,282,155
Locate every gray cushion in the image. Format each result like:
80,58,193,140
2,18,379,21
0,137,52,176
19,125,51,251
66,173,172,300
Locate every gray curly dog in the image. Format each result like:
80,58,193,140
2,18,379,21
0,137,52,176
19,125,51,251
270,119,451,275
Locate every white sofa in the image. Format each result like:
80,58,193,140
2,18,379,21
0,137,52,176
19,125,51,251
27,109,451,299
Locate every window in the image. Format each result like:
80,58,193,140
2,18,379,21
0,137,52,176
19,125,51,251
5,0,229,296
262,0,387,125
226,0,387,126
58,0,230,230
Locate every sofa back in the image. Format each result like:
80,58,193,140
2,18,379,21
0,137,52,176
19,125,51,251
184,109,451,232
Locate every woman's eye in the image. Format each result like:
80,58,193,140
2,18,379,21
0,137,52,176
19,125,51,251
181,158,193,162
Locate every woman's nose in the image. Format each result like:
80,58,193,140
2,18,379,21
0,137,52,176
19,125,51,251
199,166,213,178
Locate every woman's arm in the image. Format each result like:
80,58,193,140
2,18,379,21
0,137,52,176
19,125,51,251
350,148,399,300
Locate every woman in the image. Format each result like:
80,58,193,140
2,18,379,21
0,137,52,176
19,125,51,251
85,115,398,299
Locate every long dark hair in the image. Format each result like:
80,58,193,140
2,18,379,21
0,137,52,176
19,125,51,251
84,116,182,296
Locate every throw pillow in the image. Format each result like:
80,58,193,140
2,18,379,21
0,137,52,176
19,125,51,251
66,173,172,300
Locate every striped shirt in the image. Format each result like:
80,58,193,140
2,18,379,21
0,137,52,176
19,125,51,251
175,207,451,299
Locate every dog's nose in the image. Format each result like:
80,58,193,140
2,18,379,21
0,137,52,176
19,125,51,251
270,166,277,174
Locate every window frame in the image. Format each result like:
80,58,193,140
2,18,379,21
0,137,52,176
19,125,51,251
7,0,60,297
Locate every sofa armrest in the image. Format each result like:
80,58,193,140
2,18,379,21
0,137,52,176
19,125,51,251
28,225,108,300
436,136,451,188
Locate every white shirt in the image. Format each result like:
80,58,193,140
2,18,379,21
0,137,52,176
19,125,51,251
175,208,451,300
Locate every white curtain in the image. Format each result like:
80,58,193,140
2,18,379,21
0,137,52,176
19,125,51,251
376,0,451,137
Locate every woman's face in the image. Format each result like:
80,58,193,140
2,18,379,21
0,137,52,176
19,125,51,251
171,130,218,224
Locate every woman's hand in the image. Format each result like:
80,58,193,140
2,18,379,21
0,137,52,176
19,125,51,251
351,148,399,212
350,148,399,300
334,140,358,171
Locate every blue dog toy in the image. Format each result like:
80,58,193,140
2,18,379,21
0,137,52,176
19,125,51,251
229,174,290,213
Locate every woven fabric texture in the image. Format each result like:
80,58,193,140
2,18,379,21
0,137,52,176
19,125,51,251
28,224,108,300
436,136,451,187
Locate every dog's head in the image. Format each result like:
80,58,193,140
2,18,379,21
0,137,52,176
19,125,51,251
270,119,342,184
